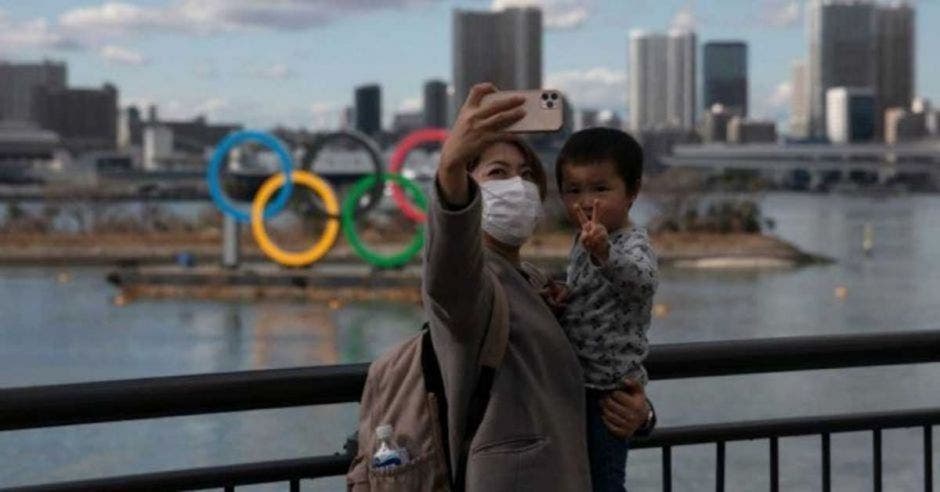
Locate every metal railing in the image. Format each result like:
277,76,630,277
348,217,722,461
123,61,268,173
2,330,939,491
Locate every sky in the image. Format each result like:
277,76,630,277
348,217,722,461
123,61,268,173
1,0,937,130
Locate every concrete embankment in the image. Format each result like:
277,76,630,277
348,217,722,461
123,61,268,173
42,231,831,303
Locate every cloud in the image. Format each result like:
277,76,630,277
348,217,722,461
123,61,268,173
752,80,792,123
768,81,793,110
0,10,82,51
670,2,697,31
59,0,439,36
59,2,169,34
546,67,627,111
310,102,346,130
398,97,422,113
761,0,801,28
99,44,147,65
491,0,591,29
248,63,293,80
192,97,231,118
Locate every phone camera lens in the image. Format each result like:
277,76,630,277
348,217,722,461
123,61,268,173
550,93,558,100
541,93,549,101
547,101,555,108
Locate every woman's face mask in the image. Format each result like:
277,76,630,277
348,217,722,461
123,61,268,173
479,176,543,247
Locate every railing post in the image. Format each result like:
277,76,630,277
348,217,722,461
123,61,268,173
290,478,300,492
715,441,725,492
822,432,831,492
662,445,672,492
873,429,882,492
770,437,779,492
925,426,933,492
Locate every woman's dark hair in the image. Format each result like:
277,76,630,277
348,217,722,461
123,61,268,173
468,134,547,201
554,127,644,194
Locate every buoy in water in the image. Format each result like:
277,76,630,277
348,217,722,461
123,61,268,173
862,223,874,256
834,286,848,300
653,303,670,318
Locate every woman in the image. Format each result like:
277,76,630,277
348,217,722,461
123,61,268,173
424,82,654,490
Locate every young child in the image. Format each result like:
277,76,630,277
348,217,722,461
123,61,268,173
555,127,658,492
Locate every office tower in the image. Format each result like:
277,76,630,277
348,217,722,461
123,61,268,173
703,41,747,116
629,29,696,131
629,31,668,131
789,60,811,139
31,83,118,151
423,80,448,128
703,104,732,143
0,61,67,122
884,107,926,144
117,106,143,149
826,87,876,143
666,30,697,129
354,84,382,137
876,3,915,138
807,0,877,139
452,7,542,116
392,111,423,135
727,117,777,144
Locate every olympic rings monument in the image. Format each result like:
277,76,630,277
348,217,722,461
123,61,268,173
206,127,448,270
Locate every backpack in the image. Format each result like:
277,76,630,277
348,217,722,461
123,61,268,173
346,268,510,491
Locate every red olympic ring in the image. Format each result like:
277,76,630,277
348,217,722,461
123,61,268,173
389,128,449,222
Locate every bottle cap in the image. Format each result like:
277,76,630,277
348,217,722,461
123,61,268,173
375,424,393,440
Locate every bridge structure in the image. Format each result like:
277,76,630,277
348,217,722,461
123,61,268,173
661,141,940,188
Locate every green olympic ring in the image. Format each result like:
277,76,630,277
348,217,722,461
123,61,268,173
341,174,427,269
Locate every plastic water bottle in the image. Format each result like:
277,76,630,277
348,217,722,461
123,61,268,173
372,424,410,470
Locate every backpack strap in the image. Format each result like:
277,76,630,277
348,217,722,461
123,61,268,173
453,266,510,491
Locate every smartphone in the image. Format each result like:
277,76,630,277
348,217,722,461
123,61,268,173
479,89,564,133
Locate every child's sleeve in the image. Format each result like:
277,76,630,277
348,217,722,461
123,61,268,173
594,230,658,304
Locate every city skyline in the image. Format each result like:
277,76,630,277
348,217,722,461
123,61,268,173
1,0,939,130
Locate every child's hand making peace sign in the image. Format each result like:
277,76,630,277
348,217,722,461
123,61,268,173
574,198,610,265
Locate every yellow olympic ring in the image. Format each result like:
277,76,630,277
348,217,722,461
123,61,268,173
251,170,340,267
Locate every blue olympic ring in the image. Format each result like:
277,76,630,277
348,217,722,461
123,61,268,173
207,130,295,223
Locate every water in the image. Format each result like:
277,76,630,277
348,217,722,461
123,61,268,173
2,192,940,490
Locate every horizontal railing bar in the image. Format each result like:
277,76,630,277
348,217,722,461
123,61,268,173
647,329,940,380
1,455,349,492
7,407,938,491
0,363,368,432
3,330,940,431
631,407,940,449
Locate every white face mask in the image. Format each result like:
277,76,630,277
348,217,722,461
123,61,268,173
479,176,543,247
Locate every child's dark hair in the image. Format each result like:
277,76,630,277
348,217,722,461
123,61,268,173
554,127,644,194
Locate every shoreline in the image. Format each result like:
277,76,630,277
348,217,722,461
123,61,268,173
0,231,831,269
1,231,832,302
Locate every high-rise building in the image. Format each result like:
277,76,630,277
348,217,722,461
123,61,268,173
703,104,733,143
666,30,697,129
354,84,382,137
31,83,118,151
875,3,915,138
789,60,811,139
629,31,668,131
727,117,777,144
392,111,423,136
884,107,926,144
629,29,696,131
118,106,143,149
452,7,542,116
807,0,877,139
0,61,67,123
703,41,747,117
826,87,876,143
423,80,448,128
